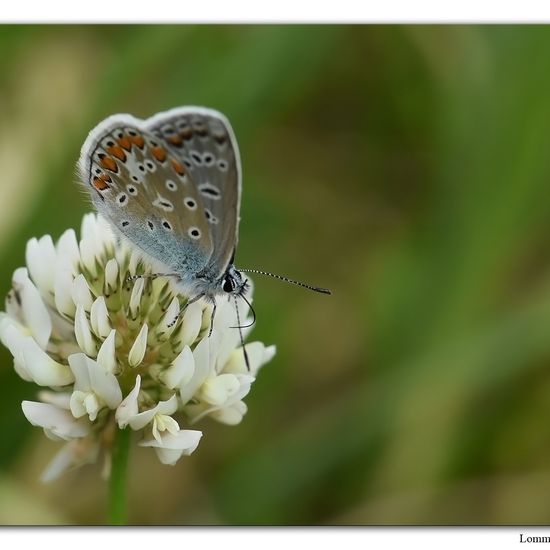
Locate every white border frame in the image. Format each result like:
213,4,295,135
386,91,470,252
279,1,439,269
4,1,550,23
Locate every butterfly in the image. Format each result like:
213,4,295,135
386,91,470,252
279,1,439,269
78,106,330,364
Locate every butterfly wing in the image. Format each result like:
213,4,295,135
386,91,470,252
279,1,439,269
146,107,241,281
78,114,214,284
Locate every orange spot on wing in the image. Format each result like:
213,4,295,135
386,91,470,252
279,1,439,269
117,136,132,151
100,156,118,173
130,134,145,148
151,146,167,162
107,146,127,162
168,134,183,147
171,159,186,176
92,173,111,191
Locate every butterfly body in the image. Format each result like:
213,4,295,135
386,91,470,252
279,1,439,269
78,107,246,303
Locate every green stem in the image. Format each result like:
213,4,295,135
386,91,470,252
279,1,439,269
108,426,132,525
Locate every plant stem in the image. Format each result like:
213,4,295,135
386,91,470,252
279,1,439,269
108,426,132,525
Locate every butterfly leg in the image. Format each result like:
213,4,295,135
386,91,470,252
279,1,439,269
208,301,217,337
126,273,180,284
167,292,205,328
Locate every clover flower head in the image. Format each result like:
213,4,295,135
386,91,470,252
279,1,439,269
0,213,275,481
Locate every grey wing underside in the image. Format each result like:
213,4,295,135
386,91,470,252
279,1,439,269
78,114,214,282
147,107,242,280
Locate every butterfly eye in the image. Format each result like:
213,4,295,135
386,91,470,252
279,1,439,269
222,276,234,293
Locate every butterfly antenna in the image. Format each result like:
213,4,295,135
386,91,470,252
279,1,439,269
238,269,332,295
233,295,250,371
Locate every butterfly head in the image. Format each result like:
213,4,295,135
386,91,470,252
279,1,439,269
221,265,249,298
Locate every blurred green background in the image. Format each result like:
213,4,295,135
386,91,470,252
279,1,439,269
1,24,550,525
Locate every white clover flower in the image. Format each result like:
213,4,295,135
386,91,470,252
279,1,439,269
0,213,275,481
